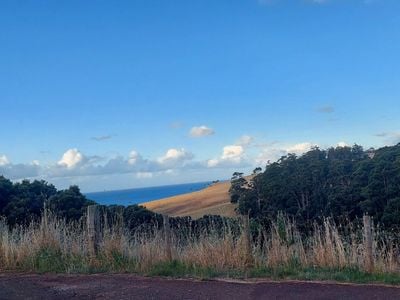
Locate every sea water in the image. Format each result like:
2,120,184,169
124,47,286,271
85,181,211,206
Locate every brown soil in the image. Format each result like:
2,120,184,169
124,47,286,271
0,273,399,300
142,181,237,219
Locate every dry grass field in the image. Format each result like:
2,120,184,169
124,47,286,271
1,211,400,285
141,181,237,219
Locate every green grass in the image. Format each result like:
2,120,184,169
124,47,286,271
16,248,138,274
296,267,400,285
8,250,400,285
146,261,400,285
33,248,67,273
147,260,221,279
248,266,400,285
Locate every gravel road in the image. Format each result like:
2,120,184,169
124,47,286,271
0,273,399,300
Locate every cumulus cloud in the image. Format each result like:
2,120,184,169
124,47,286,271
0,154,42,179
221,145,244,161
128,150,142,165
41,147,194,179
0,139,319,183
1,147,196,181
189,126,215,138
0,162,40,180
256,148,286,166
158,148,194,166
207,159,219,168
287,142,316,155
207,145,247,168
58,149,85,169
0,155,9,166
337,141,349,148
236,135,254,146
256,142,317,165
206,135,259,168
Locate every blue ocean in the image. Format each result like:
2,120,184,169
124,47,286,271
85,181,211,206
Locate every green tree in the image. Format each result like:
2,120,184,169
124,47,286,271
3,180,57,226
48,186,95,221
0,176,13,213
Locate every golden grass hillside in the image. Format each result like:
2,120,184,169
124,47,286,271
142,181,237,219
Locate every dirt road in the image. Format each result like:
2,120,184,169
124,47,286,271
0,274,399,300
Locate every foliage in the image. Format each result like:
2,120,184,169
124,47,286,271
0,177,57,226
0,178,95,225
48,185,96,221
230,144,400,229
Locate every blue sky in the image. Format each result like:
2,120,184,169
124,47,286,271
1,0,400,192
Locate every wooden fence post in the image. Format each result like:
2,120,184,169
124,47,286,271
163,214,172,261
242,214,254,268
363,215,374,273
87,205,101,257
41,202,49,240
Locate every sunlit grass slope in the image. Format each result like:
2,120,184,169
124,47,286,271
142,181,237,219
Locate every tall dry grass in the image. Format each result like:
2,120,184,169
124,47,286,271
0,211,399,275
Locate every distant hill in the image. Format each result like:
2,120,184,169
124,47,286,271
142,181,237,219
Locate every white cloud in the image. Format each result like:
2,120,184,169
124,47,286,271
0,155,42,179
158,148,193,166
136,172,153,179
44,147,195,179
189,126,215,138
0,162,40,179
207,159,219,168
58,148,85,169
236,135,254,146
0,155,10,166
221,145,244,160
0,147,194,181
286,142,316,155
256,142,317,165
256,148,286,165
208,145,246,168
0,139,318,183
128,150,142,165
337,141,349,148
